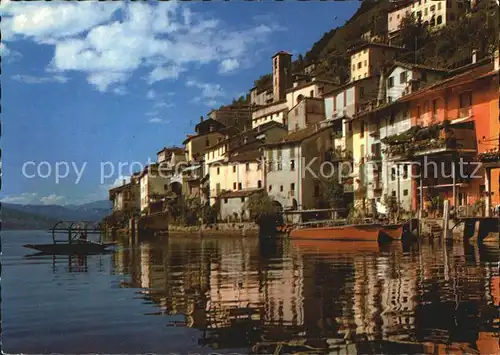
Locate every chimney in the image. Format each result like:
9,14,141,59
200,116,204,123
472,49,478,64
494,48,499,72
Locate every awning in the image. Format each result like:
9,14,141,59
182,165,201,172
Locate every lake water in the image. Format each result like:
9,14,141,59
2,230,499,354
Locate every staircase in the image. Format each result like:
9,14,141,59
421,219,444,237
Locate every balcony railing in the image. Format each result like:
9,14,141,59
458,107,472,118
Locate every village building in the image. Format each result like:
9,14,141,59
349,42,404,82
285,77,337,110
109,174,141,213
388,0,470,41
251,51,293,129
350,62,449,213
287,97,326,132
263,122,335,211
183,117,237,164
207,103,252,131
205,122,287,208
383,55,499,215
138,163,172,214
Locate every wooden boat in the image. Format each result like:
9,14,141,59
289,223,407,243
23,240,116,255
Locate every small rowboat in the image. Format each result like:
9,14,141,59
288,220,417,243
23,240,116,255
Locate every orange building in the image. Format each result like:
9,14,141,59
397,56,499,212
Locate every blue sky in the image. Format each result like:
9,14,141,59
1,0,361,205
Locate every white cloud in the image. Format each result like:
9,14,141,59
40,193,67,205
205,99,219,108
186,79,225,98
0,42,22,60
149,117,169,124
1,192,67,205
1,1,283,92
87,72,128,92
113,86,127,95
153,101,174,109
146,89,157,99
218,58,240,73
145,110,159,117
187,79,226,106
11,74,69,84
147,65,186,84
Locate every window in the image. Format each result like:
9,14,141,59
241,197,245,203
459,91,472,108
290,159,295,171
388,77,394,88
290,183,295,196
216,167,220,175
388,96,393,103
313,182,320,197
432,99,438,116
358,62,362,69
457,1,463,9
224,198,228,204
424,8,428,16
417,106,421,118
233,182,237,190
238,183,242,190
430,5,435,12
400,71,407,84
268,185,272,192
245,163,250,171
310,90,314,97
437,15,443,25
164,184,168,191
438,2,441,10
403,189,409,196
360,87,365,98
403,165,408,179
392,191,397,197
360,120,365,138
446,0,451,8
233,165,236,173
449,12,455,21
257,180,262,188
205,138,210,147
280,185,284,192
391,167,396,181
364,60,367,67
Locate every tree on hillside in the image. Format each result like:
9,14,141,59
395,14,430,64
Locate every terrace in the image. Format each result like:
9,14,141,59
382,120,477,160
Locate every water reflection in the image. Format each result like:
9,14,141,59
112,237,499,354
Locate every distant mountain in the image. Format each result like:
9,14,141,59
1,206,59,230
1,200,112,229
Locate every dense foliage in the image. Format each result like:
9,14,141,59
395,1,499,68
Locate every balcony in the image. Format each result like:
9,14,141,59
372,179,383,191
365,153,382,162
457,107,473,119
382,121,477,159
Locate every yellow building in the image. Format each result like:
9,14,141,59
349,42,403,82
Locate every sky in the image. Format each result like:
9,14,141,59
0,0,361,206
